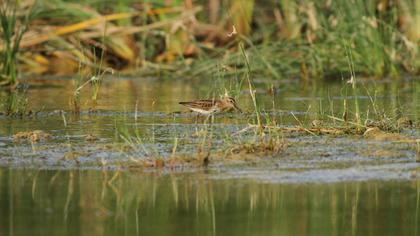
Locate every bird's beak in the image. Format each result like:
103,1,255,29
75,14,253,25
233,103,243,113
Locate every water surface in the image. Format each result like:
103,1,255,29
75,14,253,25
0,77,419,235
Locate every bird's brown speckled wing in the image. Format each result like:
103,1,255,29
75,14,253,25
179,99,218,111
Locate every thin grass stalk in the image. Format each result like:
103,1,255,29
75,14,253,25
345,45,361,129
416,141,420,163
239,42,262,131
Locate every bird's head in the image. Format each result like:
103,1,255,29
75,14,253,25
222,96,242,113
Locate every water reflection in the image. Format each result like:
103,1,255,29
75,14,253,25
0,168,419,236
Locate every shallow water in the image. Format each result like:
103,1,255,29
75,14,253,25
0,77,420,235
0,77,419,179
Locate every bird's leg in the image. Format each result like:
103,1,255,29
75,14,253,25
204,114,211,124
194,113,199,124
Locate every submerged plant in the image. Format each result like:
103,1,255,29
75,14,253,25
1,86,29,116
72,67,113,113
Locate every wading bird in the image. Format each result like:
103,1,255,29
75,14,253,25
179,96,242,115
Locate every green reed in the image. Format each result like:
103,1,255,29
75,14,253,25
0,1,32,86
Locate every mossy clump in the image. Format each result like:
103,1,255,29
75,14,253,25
363,127,411,141
13,130,51,142
227,138,287,156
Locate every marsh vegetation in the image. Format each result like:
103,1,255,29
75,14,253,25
0,0,418,83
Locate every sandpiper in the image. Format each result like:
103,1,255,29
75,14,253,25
179,97,242,115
